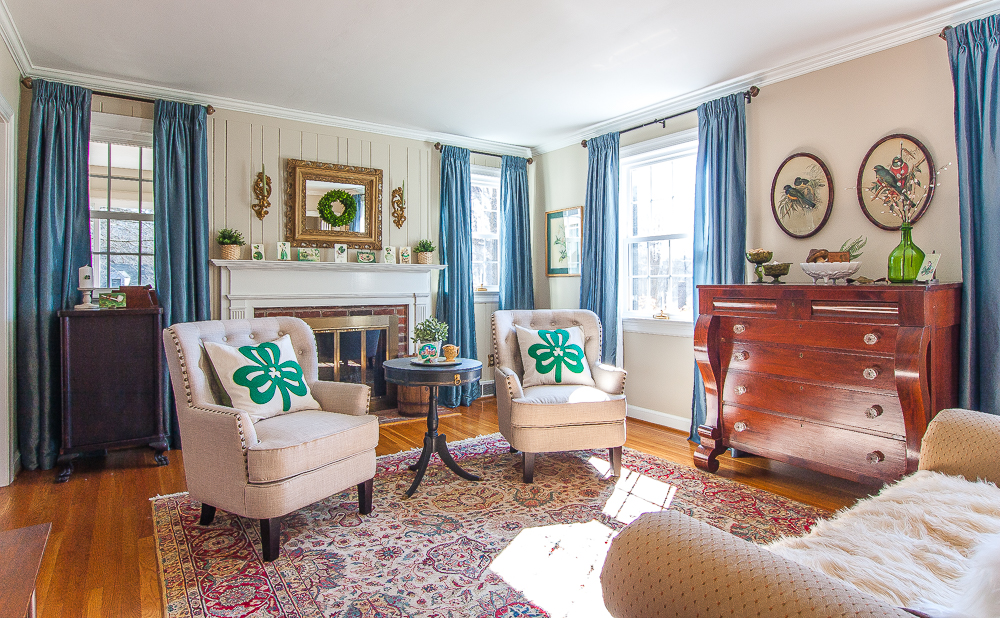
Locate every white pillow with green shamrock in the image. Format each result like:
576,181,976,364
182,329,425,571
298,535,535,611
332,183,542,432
515,324,595,388
204,334,320,422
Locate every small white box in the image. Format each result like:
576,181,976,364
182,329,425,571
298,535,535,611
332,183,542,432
383,246,396,264
334,244,348,263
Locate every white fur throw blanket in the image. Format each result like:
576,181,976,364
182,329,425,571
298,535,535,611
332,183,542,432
767,471,1000,618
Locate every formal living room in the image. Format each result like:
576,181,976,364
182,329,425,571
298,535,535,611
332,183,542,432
1,1,1000,617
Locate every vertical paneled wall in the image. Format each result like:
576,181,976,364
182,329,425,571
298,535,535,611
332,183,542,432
206,109,441,319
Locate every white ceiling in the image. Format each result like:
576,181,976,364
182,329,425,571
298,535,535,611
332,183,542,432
3,0,997,153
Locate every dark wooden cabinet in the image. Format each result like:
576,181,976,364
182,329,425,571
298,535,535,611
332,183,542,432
693,283,960,484
58,308,167,482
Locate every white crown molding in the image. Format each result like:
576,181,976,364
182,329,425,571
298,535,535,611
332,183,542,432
0,0,28,76
24,64,534,158
532,0,1000,155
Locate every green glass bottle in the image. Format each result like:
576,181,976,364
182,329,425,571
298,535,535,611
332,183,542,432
887,222,924,283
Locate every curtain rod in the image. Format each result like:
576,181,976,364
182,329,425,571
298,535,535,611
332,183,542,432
433,142,533,164
580,85,760,148
21,77,216,115
939,26,952,39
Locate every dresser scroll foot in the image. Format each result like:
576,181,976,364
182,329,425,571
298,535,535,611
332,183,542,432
693,424,725,473
151,440,169,466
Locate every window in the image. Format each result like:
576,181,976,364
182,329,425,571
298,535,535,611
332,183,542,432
621,133,697,321
88,140,154,288
470,166,500,291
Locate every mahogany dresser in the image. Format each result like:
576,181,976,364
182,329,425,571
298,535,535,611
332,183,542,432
57,307,167,483
693,283,960,484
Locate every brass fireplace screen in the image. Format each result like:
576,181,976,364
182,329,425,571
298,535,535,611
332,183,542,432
302,315,399,411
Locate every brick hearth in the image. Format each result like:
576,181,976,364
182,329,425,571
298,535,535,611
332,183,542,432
254,304,409,357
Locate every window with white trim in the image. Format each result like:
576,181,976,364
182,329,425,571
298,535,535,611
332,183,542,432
620,134,697,321
470,165,500,291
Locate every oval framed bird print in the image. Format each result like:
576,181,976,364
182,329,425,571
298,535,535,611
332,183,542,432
857,134,935,230
770,152,834,238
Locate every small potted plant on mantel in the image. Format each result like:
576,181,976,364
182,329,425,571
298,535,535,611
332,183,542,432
412,317,449,363
217,228,246,261
414,239,435,264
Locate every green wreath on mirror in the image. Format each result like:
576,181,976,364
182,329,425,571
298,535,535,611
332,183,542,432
317,190,357,228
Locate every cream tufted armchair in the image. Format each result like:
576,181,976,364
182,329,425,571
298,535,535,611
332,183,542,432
163,317,378,562
492,310,627,483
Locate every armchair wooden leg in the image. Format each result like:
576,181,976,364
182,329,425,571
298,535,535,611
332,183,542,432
260,517,282,562
198,504,216,525
358,478,373,515
523,452,535,483
609,446,623,478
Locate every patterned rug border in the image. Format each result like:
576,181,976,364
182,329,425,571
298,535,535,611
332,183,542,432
153,432,829,618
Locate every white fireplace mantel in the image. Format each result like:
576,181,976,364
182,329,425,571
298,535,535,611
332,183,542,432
213,260,446,343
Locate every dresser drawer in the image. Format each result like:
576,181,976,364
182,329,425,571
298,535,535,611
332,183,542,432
720,317,896,354
722,370,905,437
726,341,896,391
723,405,907,482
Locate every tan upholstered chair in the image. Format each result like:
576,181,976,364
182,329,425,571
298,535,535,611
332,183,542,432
162,317,378,562
492,309,627,483
600,409,1000,618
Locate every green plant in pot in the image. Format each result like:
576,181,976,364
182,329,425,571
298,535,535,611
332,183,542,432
217,228,246,260
412,317,449,362
414,239,435,265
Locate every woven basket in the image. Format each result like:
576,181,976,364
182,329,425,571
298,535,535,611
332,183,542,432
221,244,242,261
416,252,432,265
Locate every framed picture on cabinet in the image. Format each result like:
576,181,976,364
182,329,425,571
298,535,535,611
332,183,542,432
770,153,833,238
546,206,582,276
857,134,935,231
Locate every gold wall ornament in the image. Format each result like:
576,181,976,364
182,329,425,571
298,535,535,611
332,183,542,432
391,181,406,229
252,164,271,221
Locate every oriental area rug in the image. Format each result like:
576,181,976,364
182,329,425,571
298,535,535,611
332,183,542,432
152,433,827,618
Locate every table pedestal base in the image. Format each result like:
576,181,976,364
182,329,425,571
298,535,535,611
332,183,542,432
404,384,480,497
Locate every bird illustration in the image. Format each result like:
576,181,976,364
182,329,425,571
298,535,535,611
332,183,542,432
872,165,915,207
783,184,816,209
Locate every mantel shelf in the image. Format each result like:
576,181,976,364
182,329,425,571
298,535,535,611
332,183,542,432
211,260,446,273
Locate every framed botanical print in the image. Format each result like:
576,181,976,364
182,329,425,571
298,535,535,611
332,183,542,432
546,206,582,276
857,134,935,230
770,153,834,238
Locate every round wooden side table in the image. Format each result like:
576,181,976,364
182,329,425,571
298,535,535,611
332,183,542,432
382,357,482,497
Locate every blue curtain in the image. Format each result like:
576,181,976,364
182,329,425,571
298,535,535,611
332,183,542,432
946,17,1000,415
499,155,534,310
580,132,620,364
351,193,364,232
16,80,92,470
690,93,747,440
436,145,480,407
155,100,211,447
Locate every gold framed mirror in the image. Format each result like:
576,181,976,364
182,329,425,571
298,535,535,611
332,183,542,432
285,159,383,249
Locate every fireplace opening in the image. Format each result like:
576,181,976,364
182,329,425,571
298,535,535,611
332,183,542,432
302,315,400,412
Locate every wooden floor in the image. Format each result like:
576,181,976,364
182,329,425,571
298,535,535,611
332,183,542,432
0,398,876,618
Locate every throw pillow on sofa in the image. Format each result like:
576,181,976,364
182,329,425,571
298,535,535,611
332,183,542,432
204,334,320,421
515,324,595,388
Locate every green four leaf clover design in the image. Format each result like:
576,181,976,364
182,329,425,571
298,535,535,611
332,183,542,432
527,329,586,383
232,342,308,411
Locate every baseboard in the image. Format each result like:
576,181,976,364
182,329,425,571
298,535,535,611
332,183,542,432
627,404,691,433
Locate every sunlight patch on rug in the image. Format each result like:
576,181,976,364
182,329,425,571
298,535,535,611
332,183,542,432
153,433,826,618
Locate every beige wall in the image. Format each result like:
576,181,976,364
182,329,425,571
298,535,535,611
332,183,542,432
748,35,960,283
531,34,961,432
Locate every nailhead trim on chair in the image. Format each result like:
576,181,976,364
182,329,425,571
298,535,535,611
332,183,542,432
166,327,251,475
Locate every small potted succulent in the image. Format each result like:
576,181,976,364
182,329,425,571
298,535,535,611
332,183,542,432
412,317,449,362
414,239,435,265
217,228,246,261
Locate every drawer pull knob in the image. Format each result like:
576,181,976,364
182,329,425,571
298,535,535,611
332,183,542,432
863,367,880,380
866,450,885,464
735,385,747,395
866,405,883,419
733,324,746,335
733,350,750,362
864,333,880,345
734,421,749,433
